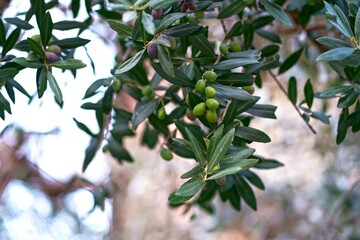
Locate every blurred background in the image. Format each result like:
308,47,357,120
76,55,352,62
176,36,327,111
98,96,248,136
0,0,359,239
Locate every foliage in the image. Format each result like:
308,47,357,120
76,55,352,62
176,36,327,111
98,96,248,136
0,0,359,214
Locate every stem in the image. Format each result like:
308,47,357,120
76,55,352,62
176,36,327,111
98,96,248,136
268,70,317,134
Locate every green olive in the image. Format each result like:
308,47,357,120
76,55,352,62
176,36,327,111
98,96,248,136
203,71,217,82
229,41,241,52
185,93,190,105
160,148,173,161
205,86,216,98
142,85,152,96
112,78,121,92
206,109,217,123
193,102,207,116
219,42,229,55
206,99,219,110
158,108,166,120
242,85,255,94
31,34,41,44
195,79,206,93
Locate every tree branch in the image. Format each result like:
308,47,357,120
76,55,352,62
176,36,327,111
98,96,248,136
268,70,317,134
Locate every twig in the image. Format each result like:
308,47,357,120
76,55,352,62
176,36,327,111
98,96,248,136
324,177,360,240
268,70,317,134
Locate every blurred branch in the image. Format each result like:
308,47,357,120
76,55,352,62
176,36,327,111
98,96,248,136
268,70,317,134
324,177,360,240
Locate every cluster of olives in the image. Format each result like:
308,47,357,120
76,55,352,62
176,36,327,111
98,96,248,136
28,34,62,63
219,41,242,55
190,70,220,123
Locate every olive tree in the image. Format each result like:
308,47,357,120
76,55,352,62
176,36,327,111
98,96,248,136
0,0,359,214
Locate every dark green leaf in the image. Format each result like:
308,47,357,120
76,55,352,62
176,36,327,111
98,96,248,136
156,13,187,33
226,50,262,60
108,138,133,163
175,178,204,197
261,44,280,57
108,20,132,38
236,127,271,143
278,48,303,74
216,73,254,87
304,79,314,108
0,19,5,46
339,110,360,129
53,20,84,30
221,98,259,126
212,58,258,70
0,92,11,114
116,49,145,75
141,11,155,35
157,45,175,77
148,114,169,136
225,21,242,39
287,76,297,105
0,68,19,85
337,91,359,108
242,171,265,190
27,38,45,58
318,85,352,99
33,0,46,26
311,111,330,124
51,59,87,70
131,99,159,130
47,71,62,104
260,0,292,26
73,118,96,136
40,12,53,46
208,128,235,171
190,34,216,57
141,124,158,149
355,7,360,43
71,0,80,18
37,67,47,98
50,37,90,49
181,165,204,179
2,28,21,56
234,176,257,210
152,62,194,87
7,79,31,99
165,24,201,37
316,37,353,48
82,137,101,172
168,192,192,205
256,29,282,43
208,82,254,101
208,125,224,161
185,128,206,167
217,0,245,19
83,78,112,99
246,104,277,119
207,159,258,180
254,158,284,169
5,17,33,30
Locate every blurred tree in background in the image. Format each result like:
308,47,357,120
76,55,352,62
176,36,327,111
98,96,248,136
0,0,359,239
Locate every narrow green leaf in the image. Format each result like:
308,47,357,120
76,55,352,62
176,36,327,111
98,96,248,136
107,20,132,38
222,147,256,163
207,125,224,161
47,71,62,104
50,37,90,49
356,7,360,44
235,127,271,143
37,67,48,98
39,12,53,46
278,48,303,74
7,79,31,99
53,20,84,30
207,159,258,180
288,76,297,105
216,73,254,87
317,47,355,62
71,0,80,18
0,68,19,85
2,28,21,56
0,92,11,114
333,5,354,39
246,104,277,119
33,0,46,26
318,85,352,99
208,128,235,171
152,62,194,87
141,11,155,35
208,82,254,101
115,49,145,75
131,99,159,130
212,59,258,70
316,37,353,48
304,79,314,108
0,19,5,46
260,0,292,26
310,111,330,124
73,118,96,136
337,91,359,108
165,24,201,37
217,0,245,19
51,59,87,70
254,158,284,169
156,13,186,33
190,34,216,57
175,178,204,197
12,57,44,68
234,176,257,210
242,171,265,190
148,0,178,8
181,165,204,179
168,191,192,205
156,45,175,77
82,137,101,172
27,38,45,58
185,128,206,167
339,110,360,129
226,50,262,60
5,17,33,30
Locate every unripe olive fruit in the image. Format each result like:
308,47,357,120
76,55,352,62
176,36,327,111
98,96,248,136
45,51,59,63
102,144,109,153
160,148,173,161
151,8,164,20
26,51,40,61
193,102,206,116
243,0,254,6
243,85,255,94
158,108,166,120
206,109,217,123
186,108,197,120
206,98,219,110
203,71,217,82
112,78,121,92
216,176,227,185
142,85,152,96
47,45,62,56
229,41,241,52
195,79,206,92
31,34,41,43
219,42,229,55
146,90,155,100
147,44,157,59
185,93,190,105
205,86,216,98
